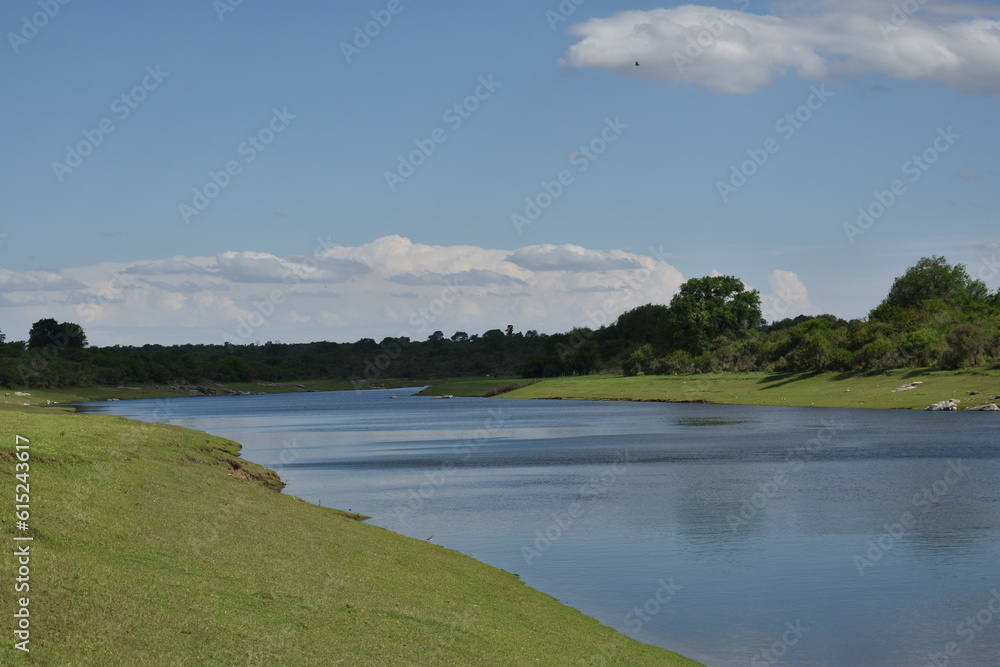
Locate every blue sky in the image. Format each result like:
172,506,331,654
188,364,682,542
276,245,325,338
2,0,999,345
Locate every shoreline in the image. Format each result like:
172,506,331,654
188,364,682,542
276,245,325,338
496,369,1000,411
0,398,700,664
4,367,999,414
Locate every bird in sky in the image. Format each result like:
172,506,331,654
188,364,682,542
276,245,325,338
635,61,640,66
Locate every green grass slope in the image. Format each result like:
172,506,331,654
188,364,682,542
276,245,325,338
500,369,1000,410
0,407,699,665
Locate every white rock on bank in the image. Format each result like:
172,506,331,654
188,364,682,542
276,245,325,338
925,399,960,411
965,404,1000,411
891,382,923,393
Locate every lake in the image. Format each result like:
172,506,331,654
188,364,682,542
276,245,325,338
76,388,1000,666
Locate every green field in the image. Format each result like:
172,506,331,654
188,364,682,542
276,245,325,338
0,405,699,665
500,368,1000,410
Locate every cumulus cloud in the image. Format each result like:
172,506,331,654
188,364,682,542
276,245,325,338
506,244,642,272
761,269,813,321
214,251,294,283
0,237,689,345
569,286,628,293
323,235,501,278
123,258,211,275
61,291,127,305
0,292,51,307
562,3,1000,94
389,269,526,287
0,269,86,291
136,280,213,294
288,255,372,282
215,251,370,284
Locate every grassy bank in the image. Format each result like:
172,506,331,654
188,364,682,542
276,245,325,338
0,379,425,408
500,368,1000,410
415,377,539,398
0,406,699,664
6,367,999,410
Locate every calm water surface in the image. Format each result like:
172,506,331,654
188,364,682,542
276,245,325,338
77,389,1000,666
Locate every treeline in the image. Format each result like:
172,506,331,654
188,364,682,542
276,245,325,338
0,325,547,389
522,256,1000,376
2,256,997,389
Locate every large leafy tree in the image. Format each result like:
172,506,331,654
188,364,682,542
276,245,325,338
666,276,765,355
611,304,672,353
879,256,988,311
27,318,87,350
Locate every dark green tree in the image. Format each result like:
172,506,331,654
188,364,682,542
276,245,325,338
666,276,765,355
879,256,988,312
62,321,88,349
940,323,992,369
27,319,87,350
481,329,505,343
27,318,59,349
611,304,671,352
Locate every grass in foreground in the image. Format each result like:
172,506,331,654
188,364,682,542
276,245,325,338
500,368,1000,410
0,407,699,665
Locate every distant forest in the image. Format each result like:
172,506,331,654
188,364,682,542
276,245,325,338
2,256,998,389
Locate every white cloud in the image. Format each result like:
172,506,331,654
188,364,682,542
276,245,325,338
389,269,526,287
0,292,51,307
61,291,127,305
761,269,814,321
506,244,642,272
136,280,214,294
0,269,85,291
323,236,503,279
214,251,370,284
0,237,692,345
562,3,1000,94
123,258,210,275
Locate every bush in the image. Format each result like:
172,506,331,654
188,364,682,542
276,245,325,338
940,323,991,369
659,350,696,374
622,345,659,376
854,337,901,369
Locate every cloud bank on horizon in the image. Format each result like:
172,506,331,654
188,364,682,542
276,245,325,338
0,237,812,347
562,1,1000,94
